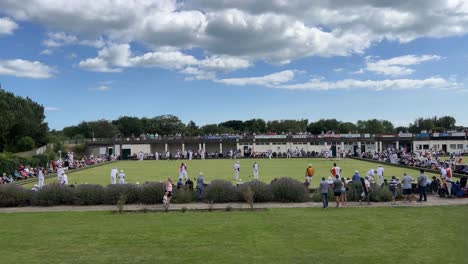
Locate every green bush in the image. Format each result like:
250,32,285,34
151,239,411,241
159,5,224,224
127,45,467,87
370,185,393,202
203,180,238,203
347,182,363,201
103,184,140,205
32,183,75,206
310,191,335,202
74,184,104,205
0,184,32,207
16,136,36,152
0,153,51,176
270,177,309,203
140,182,166,204
172,189,196,204
238,180,273,203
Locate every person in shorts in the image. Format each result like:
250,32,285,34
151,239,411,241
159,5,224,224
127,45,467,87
164,177,173,208
332,175,342,208
389,176,398,205
401,172,413,202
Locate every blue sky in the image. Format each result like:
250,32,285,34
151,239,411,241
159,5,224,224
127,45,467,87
0,1,467,130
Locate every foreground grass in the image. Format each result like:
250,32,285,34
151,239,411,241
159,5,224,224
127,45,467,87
31,158,439,188
1,206,467,264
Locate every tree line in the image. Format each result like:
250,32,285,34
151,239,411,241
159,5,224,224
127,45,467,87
57,115,463,139
0,89,48,152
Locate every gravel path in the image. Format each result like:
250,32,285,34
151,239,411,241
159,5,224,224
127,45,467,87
1,195,467,213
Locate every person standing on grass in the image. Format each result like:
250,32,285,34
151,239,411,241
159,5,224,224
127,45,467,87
367,168,375,183
359,177,371,205
417,169,427,202
445,164,453,197
319,177,329,208
118,170,125,184
305,164,314,184
332,175,342,208
340,177,347,207
164,177,173,208
61,172,68,185
57,165,64,183
252,161,259,180
331,163,341,177
376,165,385,186
401,172,413,202
196,172,204,200
110,167,118,184
38,167,44,189
389,176,398,205
179,163,188,181
233,161,240,180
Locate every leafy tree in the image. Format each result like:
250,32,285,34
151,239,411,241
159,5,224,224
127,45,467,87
244,119,267,133
219,120,244,132
113,116,143,137
186,121,202,136
338,122,358,133
0,89,49,152
16,136,36,152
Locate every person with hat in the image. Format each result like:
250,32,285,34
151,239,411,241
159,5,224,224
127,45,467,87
118,170,125,184
252,161,259,180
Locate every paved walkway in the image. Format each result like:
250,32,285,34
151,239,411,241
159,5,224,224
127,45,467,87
1,196,467,213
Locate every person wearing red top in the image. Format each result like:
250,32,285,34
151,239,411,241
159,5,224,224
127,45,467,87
446,165,453,197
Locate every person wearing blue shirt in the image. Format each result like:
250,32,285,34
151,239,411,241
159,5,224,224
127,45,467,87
352,170,360,182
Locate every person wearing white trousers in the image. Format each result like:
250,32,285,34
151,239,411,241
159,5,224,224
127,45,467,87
118,170,125,184
233,161,240,180
110,167,118,184
38,168,44,189
252,162,259,180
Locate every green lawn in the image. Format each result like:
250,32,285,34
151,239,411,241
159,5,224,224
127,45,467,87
1,206,467,264
30,158,439,188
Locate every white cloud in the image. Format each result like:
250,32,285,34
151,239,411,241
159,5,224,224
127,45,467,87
90,85,112,91
2,1,467,65
278,77,457,91
0,59,55,79
43,32,77,47
364,55,442,76
0,17,18,35
45,106,60,111
40,49,53,55
216,70,296,86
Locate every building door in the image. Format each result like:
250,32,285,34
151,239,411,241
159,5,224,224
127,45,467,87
122,149,131,160
108,148,113,156
331,145,337,157
442,144,447,152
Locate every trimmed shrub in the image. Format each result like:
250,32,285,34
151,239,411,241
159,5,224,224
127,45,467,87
238,180,273,203
370,186,393,202
103,184,140,205
172,189,196,204
0,153,51,176
140,182,166,204
32,183,75,206
270,177,309,203
203,180,238,203
310,191,335,203
0,184,32,207
74,184,104,205
347,182,363,201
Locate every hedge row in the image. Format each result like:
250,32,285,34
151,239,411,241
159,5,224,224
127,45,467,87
0,153,52,175
0,178,309,207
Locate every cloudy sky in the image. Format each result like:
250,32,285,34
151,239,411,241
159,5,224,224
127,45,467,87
0,0,467,129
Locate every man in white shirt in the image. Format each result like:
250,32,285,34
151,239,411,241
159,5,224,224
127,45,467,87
38,168,44,189
57,166,64,183
367,169,375,183
252,161,259,179
376,165,385,186
61,172,68,185
110,167,118,184
118,170,125,184
331,163,341,177
233,161,240,180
